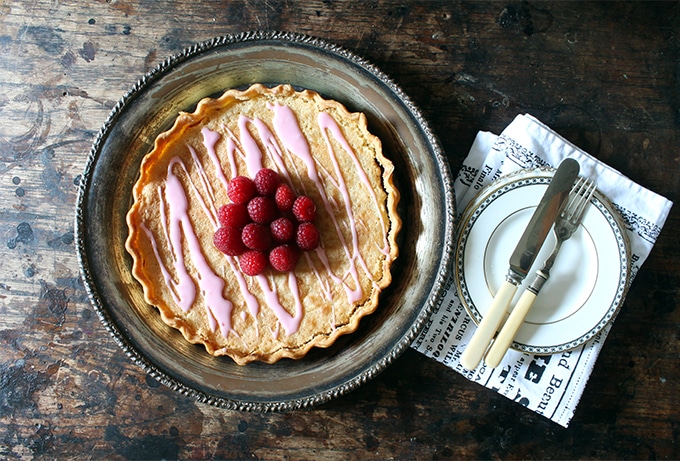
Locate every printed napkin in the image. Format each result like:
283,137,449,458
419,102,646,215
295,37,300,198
412,113,673,427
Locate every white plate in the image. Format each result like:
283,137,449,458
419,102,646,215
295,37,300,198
455,168,630,354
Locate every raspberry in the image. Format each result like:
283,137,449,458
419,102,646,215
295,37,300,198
254,168,280,196
217,203,250,228
296,222,320,251
274,183,297,212
292,195,316,222
247,196,278,224
216,173,322,274
239,250,268,276
270,217,295,242
241,223,272,251
227,176,257,204
213,226,246,256
269,244,300,272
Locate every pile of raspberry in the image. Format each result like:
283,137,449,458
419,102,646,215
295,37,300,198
213,168,320,276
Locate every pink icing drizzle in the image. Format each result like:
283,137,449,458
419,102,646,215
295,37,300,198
317,112,390,252
255,273,303,335
237,116,265,176
201,127,230,193
149,158,235,335
141,221,191,311
226,255,260,318
222,126,240,178
186,146,218,228
271,103,320,182
144,101,392,343
271,103,381,303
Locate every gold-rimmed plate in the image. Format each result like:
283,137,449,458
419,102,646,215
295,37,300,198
455,168,630,354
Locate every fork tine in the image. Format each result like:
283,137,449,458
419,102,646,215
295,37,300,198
562,177,584,216
573,178,596,220
564,177,595,221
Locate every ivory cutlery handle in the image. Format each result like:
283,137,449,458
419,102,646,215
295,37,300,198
484,289,538,367
460,280,517,370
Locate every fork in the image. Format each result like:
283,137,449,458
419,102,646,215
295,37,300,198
484,176,597,367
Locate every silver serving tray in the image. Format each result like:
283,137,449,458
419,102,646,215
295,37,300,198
75,31,455,411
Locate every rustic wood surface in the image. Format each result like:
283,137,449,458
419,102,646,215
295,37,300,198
1,1,678,459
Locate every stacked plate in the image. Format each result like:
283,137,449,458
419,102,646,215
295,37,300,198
455,168,630,355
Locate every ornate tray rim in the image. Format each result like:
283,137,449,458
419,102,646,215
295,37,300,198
74,30,456,411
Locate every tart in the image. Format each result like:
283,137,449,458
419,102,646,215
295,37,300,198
125,83,400,364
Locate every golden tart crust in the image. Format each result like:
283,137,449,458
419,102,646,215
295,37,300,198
125,84,400,364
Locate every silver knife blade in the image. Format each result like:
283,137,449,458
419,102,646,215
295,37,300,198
460,158,580,370
506,158,580,284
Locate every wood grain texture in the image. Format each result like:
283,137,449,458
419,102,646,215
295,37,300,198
0,1,678,459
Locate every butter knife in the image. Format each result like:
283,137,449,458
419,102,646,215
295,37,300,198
459,159,580,370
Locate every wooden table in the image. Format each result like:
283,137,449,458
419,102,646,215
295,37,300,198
1,1,678,459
